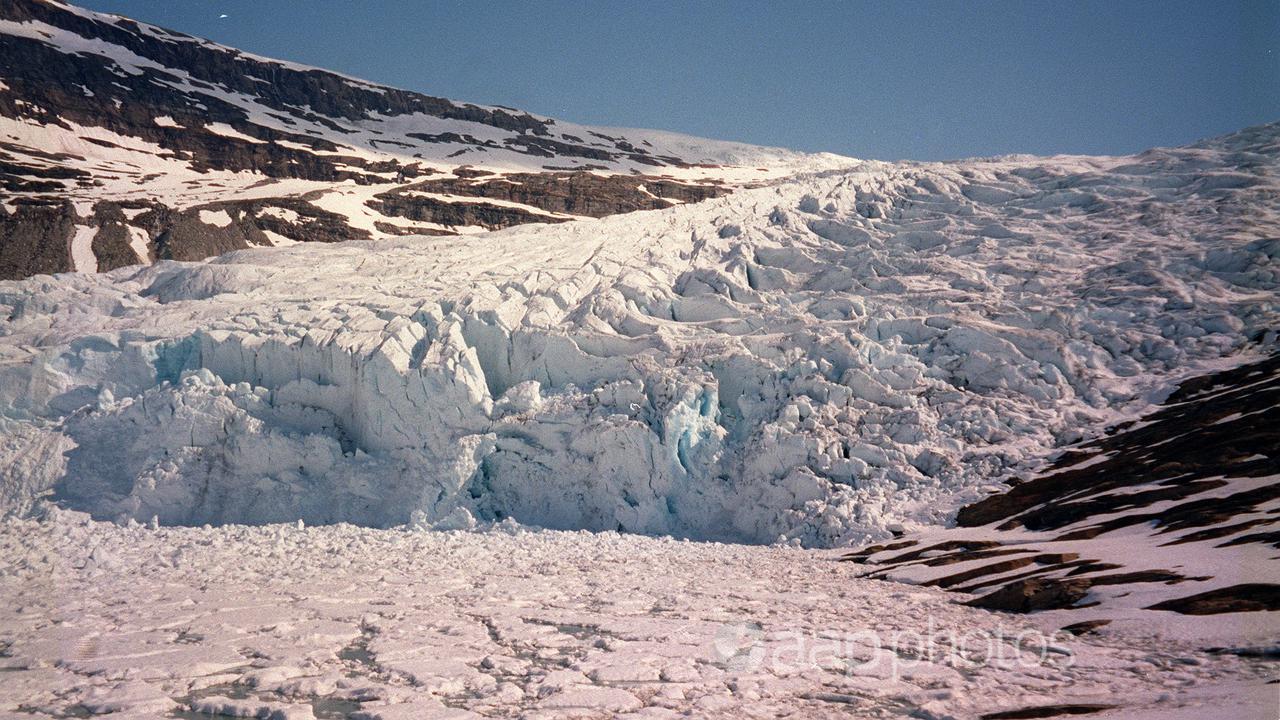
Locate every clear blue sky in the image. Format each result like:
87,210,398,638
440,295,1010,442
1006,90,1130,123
78,0,1279,161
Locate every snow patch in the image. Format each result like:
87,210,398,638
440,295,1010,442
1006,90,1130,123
260,229,299,247
204,122,264,144
258,206,300,223
69,225,97,273
198,209,233,227
125,225,150,262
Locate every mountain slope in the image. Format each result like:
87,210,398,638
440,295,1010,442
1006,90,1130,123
845,353,1278,628
0,0,846,278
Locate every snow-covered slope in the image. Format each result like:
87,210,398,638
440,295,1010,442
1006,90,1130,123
846,353,1279,626
0,0,848,278
1,122,1276,548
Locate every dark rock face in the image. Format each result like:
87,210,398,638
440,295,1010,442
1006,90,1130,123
980,705,1115,720
1146,584,1280,615
1,141,92,192
395,172,728,218
0,0,740,279
367,171,729,231
967,577,1091,613
87,221,142,272
0,199,76,278
245,196,372,245
367,193,570,232
1060,619,1111,636
148,207,266,263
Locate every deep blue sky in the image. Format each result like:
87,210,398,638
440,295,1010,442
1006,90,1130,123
78,0,1279,161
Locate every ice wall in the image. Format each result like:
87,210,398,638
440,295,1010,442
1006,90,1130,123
1,125,1276,546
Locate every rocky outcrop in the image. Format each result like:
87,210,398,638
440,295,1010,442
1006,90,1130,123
1,196,365,279
0,141,92,193
0,170,730,279
368,193,570,231
394,171,728,218
87,206,145,272
246,197,373,244
146,207,268,263
845,353,1280,618
980,705,1116,720
1146,584,1280,615
0,199,76,278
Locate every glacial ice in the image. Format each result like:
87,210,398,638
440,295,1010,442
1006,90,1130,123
1,124,1276,546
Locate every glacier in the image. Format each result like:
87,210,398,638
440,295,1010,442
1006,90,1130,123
1,123,1276,546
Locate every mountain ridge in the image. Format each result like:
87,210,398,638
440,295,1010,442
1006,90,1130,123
0,0,849,278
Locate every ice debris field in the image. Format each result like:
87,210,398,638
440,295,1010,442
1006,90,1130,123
1,123,1277,548
2,511,1276,719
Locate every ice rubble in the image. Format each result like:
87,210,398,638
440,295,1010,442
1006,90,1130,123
3,512,1275,719
1,123,1276,546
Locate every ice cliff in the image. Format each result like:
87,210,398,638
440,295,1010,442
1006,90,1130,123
1,123,1276,546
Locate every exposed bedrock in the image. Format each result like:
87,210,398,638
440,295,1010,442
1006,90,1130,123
382,172,729,219
1,199,311,279
1,173,728,279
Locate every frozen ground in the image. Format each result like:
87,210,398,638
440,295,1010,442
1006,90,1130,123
0,509,1276,720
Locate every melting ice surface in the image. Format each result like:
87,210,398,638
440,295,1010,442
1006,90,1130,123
0,123,1276,546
